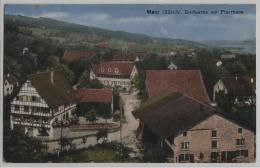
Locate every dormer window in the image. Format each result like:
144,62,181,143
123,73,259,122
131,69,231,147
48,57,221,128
183,131,187,136
26,81,32,87
114,67,119,74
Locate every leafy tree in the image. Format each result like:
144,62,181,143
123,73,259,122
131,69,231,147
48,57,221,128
87,79,104,89
59,137,73,151
4,129,48,162
79,70,90,87
57,64,76,84
96,129,108,143
47,55,60,68
86,109,97,123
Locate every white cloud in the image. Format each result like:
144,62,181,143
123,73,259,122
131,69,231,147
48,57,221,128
11,12,69,19
116,15,169,23
37,12,69,19
81,13,110,22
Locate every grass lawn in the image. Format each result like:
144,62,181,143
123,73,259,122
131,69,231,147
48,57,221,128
85,147,117,162
61,147,117,162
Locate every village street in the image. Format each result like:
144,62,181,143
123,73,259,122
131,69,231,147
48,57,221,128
119,92,141,151
45,91,141,153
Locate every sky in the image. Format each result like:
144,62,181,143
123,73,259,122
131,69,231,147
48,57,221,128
5,4,256,41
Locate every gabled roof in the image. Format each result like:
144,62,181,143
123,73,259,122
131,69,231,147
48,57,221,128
133,91,255,139
92,61,135,76
145,70,210,102
63,50,93,61
28,71,78,108
221,77,255,97
133,91,216,138
76,88,113,103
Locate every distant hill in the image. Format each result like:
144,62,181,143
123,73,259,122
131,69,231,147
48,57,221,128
5,14,204,47
201,39,256,54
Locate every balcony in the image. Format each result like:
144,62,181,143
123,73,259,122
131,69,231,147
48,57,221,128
12,120,51,128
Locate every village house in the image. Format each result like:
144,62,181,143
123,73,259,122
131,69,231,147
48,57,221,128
145,69,210,102
10,71,78,139
63,50,94,62
213,77,256,105
133,91,255,163
3,73,19,96
168,62,178,70
90,61,138,91
76,88,114,118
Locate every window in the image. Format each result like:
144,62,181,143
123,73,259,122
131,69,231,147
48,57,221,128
32,96,36,102
26,81,32,87
7,88,9,91
181,142,189,149
183,131,187,136
238,128,242,134
115,68,119,74
236,139,245,145
4,82,7,86
31,107,37,113
24,106,29,112
211,140,217,148
37,107,42,113
212,130,217,137
239,150,248,157
179,154,194,162
14,105,20,111
211,152,218,162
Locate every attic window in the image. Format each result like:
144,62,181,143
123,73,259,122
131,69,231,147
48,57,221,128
26,81,32,87
115,68,119,74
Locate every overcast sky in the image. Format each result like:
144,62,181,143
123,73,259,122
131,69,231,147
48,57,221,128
5,4,256,41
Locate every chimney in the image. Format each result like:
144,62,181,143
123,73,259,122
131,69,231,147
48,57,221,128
251,78,254,83
50,70,54,84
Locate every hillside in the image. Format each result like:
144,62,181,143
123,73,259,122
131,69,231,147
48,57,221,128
5,14,204,50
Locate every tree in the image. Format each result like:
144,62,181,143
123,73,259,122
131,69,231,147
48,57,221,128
59,137,73,151
47,55,60,68
96,129,108,143
79,70,90,87
4,129,48,162
86,108,97,123
57,64,76,84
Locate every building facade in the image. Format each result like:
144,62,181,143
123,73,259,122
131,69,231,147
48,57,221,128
213,77,256,104
133,91,255,163
3,73,18,96
172,114,255,163
90,61,138,91
10,71,78,139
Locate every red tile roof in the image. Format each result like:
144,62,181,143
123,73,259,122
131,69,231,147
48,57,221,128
63,50,94,61
92,61,135,76
76,88,113,103
145,70,210,102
